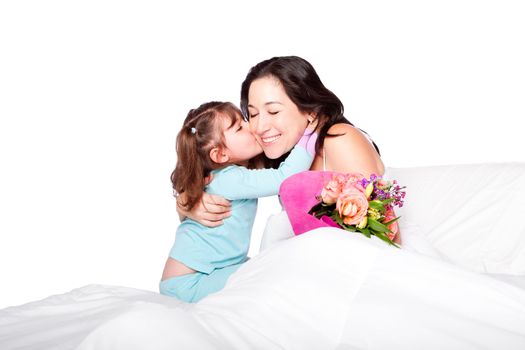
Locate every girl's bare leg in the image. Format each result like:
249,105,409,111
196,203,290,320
161,257,196,281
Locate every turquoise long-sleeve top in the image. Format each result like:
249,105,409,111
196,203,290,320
169,145,313,274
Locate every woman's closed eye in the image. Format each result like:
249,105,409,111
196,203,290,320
268,110,280,115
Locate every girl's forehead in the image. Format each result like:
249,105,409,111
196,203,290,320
218,111,241,129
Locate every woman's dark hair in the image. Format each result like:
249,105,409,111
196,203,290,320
240,56,380,166
171,101,239,211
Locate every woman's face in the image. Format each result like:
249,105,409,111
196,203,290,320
247,76,310,159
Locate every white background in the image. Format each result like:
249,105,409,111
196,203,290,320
1,0,524,309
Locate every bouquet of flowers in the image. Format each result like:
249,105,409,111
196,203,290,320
308,173,406,247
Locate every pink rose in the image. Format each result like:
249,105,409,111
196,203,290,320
377,179,388,188
320,175,347,204
344,173,365,189
345,172,365,184
343,181,367,195
384,208,399,240
344,172,366,193
336,186,369,226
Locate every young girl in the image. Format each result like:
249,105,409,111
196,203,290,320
160,101,316,303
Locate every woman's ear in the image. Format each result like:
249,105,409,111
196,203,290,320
209,147,230,164
307,113,318,127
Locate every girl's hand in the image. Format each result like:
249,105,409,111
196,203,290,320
177,192,231,227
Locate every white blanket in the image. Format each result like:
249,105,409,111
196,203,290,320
2,163,525,349
388,163,525,275
0,284,181,349
2,229,525,350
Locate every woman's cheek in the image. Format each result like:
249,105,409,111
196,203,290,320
289,128,305,148
254,135,264,147
248,119,258,134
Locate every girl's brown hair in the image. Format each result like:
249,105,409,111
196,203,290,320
171,101,240,211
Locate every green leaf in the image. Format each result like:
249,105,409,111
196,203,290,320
383,216,401,226
344,225,357,232
359,227,371,237
381,198,395,205
374,231,400,248
368,200,385,212
332,212,344,226
367,218,389,232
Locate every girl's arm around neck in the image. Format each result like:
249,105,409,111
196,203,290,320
210,144,313,200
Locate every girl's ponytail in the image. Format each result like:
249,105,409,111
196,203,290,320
171,125,205,210
171,101,241,211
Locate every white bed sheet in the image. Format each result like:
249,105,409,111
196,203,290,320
2,163,525,349
82,230,525,349
0,284,182,350
2,229,525,350
388,163,525,275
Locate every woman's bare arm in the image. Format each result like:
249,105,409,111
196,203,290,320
321,123,385,177
176,192,231,227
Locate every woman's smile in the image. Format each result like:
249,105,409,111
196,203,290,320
261,134,281,145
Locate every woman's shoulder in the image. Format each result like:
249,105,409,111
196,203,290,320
322,123,384,176
326,122,357,134
324,123,371,149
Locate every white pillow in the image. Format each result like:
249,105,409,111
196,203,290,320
388,163,525,275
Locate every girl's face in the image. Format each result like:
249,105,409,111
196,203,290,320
247,76,310,159
221,115,262,165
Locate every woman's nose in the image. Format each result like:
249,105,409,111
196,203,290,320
251,114,269,135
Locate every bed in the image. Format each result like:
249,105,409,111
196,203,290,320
1,163,525,349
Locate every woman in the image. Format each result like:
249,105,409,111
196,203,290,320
179,56,398,247
240,56,383,177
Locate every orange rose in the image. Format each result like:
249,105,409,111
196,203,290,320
345,172,365,183
377,179,388,188
384,208,399,240
336,186,369,226
321,175,346,204
344,173,366,193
